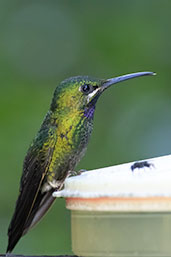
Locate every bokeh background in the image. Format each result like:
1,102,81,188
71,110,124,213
1,0,171,254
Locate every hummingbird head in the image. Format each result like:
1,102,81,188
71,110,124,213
50,72,155,119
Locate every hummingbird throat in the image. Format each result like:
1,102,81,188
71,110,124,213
84,105,96,119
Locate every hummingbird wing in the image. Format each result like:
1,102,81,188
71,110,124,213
7,126,57,252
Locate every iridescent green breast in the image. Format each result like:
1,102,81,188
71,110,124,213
45,108,93,186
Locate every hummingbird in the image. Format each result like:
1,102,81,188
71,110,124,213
7,71,154,252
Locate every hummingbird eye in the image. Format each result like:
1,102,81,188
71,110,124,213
80,84,96,95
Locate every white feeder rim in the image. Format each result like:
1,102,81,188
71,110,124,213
53,154,171,199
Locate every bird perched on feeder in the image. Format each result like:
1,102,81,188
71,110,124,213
7,71,155,252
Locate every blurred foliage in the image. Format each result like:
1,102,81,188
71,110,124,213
0,0,171,255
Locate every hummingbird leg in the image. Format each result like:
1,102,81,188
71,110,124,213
68,169,87,177
68,170,78,177
78,169,87,174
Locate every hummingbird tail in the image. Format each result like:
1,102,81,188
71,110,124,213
6,188,55,253
23,190,55,235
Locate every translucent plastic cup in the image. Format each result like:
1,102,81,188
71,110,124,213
54,155,171,257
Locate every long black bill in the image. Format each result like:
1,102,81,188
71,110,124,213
102,71,156,90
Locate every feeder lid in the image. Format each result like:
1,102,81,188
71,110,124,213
53,155,171,199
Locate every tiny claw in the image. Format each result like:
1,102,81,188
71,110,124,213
68,169,87,177
68,170,78,177
78,169,87,174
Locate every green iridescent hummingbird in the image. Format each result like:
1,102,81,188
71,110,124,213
7,71,154,252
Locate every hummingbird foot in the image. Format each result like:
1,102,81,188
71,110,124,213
68,169,87,177
78,169,87,174
68,170,78,177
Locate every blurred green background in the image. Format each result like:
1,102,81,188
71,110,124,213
0,0,171,255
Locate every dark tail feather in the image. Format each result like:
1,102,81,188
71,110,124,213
6,189,55,253
23,190,55,235
6,190,43,253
